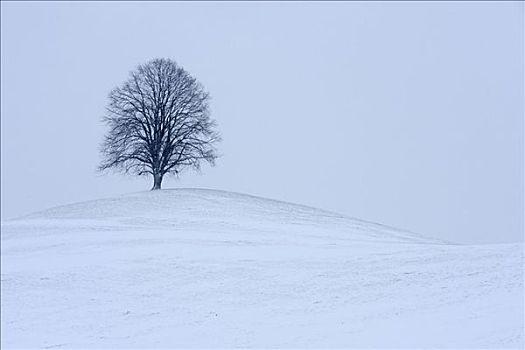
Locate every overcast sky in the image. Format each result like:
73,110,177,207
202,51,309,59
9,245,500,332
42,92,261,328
1,2,523,244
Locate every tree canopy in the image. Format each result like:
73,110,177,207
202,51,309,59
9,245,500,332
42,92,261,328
99,58,220,189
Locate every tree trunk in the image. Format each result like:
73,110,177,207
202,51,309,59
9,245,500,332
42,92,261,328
152,173,163,190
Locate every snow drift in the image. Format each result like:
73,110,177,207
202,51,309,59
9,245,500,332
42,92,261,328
1,189,523,348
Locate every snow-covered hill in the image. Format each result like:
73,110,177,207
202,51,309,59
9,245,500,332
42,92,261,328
1,189,523,348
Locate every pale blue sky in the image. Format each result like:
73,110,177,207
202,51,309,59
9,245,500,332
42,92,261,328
1,2,523,244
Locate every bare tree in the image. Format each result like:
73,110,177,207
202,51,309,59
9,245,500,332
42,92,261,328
99,58,220,190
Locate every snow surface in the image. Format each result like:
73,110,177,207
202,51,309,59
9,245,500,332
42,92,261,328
1,188,523,348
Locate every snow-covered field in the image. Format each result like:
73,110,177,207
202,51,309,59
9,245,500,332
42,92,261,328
1,189,523,348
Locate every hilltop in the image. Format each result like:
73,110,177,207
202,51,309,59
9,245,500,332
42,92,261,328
1,189,523,348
